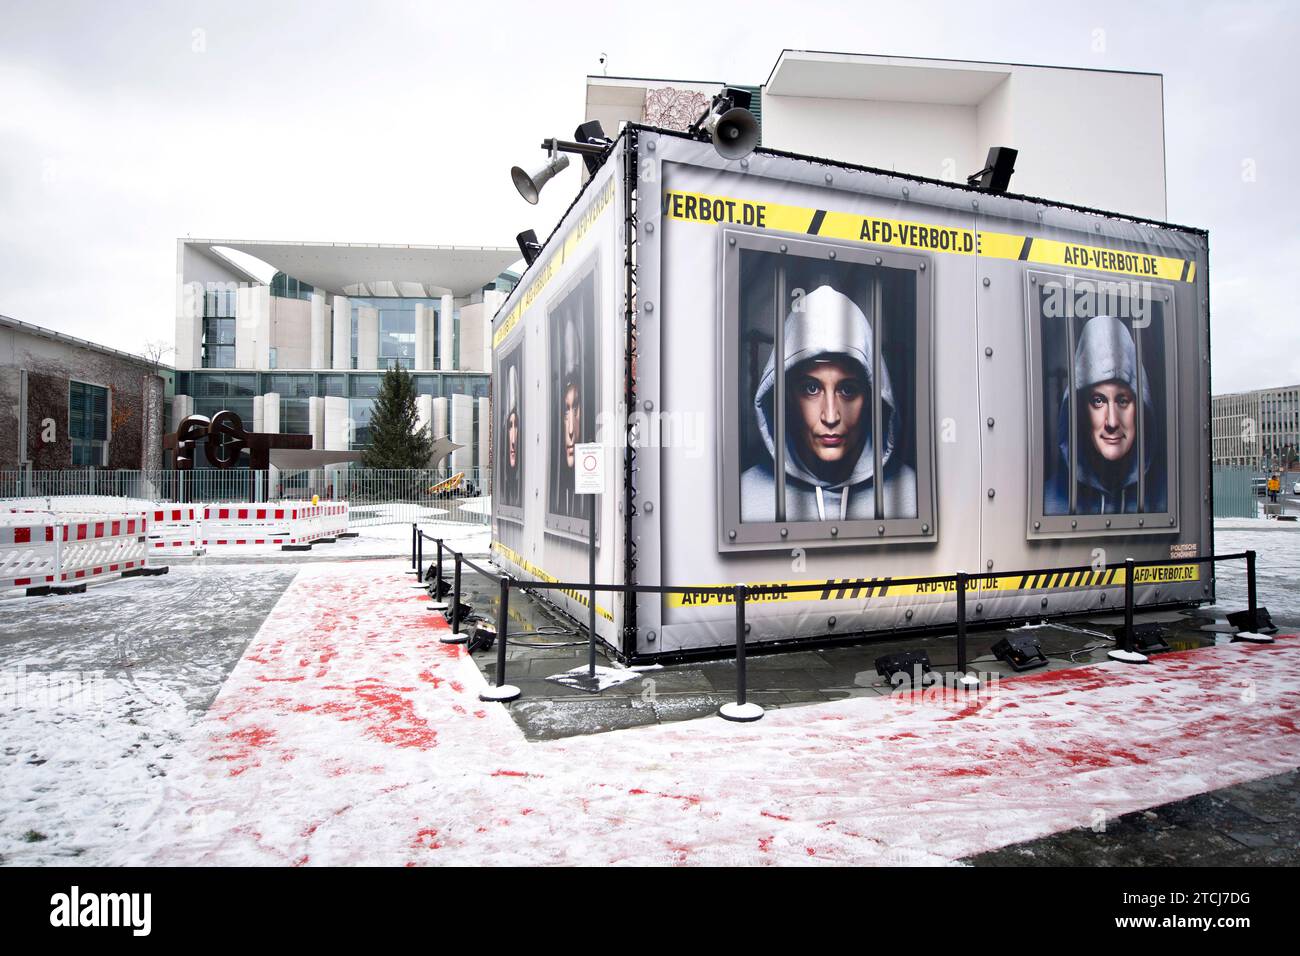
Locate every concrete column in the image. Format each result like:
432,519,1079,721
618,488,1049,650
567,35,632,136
332,295,351,370
171,394,194,431
324,396,351,451
357,306,379,370
451,392,472,475
236,285,271,369
175,284,203,370
263,392,281,433
414,303,434,371
252,394,265,433
310,293,328,369
432,397,450,476
416,394,434,440
308,396,326,450
439,294,455,370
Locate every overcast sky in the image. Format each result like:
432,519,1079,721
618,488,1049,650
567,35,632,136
0,0,1295,393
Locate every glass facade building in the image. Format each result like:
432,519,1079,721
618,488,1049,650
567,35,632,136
175,239,519,470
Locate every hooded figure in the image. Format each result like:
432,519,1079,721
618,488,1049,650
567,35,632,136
553,313,583,516
503,363,520,506
741,285,917,522
1045,314,1166,515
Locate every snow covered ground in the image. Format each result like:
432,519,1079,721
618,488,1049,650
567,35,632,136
1213,522,1300,627
165,521,491,562
1,520,1297,866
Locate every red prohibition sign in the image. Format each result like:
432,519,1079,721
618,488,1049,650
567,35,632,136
582,453,597,473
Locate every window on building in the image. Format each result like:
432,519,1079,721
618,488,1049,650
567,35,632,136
348,398,375,449
280,397,311,434
202,286,237,368
1027,270,1179,535
347,296,442,371
265,374,315,398
69,381,109,467
378,306,415,369
195,373,258,398
269,272,314,300
719,231,935,550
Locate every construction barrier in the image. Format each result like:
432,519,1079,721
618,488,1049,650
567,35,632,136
1,511,151,592
146,506,203,553
146,502,350,550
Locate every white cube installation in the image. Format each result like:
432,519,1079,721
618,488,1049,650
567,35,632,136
491,126,1212,662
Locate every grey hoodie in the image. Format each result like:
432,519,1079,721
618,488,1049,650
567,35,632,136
1045,314,1166,515
740,285,917,522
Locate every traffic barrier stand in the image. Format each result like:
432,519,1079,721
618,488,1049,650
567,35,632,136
199,502,349,550
146,506,205,555
2,511,167,596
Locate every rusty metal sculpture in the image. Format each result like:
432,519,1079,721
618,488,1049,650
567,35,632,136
164,410,312,471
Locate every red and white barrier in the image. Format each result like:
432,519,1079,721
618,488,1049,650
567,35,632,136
1,511,149,591
145,502,350,550
146,506,203,553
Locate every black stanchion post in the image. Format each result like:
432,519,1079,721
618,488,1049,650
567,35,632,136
480,576,520,702
436,538,443,587
1109,557,1148,663
956,573,968,672
588,493,597,682
1247,550,1258,630
409,523,417,572
954,572,978,688
417,530,423,580
719,585,762,722
452,552,463,635
1123,558,1135,652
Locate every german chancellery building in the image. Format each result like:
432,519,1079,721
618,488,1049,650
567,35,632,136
172,238,520,476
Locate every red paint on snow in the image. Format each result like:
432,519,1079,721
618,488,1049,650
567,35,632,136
153,564,1300,867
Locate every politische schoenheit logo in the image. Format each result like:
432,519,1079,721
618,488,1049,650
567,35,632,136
49,886,151,936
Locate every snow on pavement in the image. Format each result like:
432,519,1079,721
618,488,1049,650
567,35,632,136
113,560,1300,867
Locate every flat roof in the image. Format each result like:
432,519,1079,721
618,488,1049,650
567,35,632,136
0,313,171,370
183,239,519,298
765,49,1161,97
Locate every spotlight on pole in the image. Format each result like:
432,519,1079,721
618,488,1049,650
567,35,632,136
690,87,759,161
511,145,570,204
967,146,1018,194
516,229,542,266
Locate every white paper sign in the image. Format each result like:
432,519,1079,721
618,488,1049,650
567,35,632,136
574,442,604,494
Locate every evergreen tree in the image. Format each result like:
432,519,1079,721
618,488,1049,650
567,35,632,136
362,365,435,469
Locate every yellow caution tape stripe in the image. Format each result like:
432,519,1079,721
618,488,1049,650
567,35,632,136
493,177,617,350
491,540,615,623
662,189,1195,284
666,563,1199,608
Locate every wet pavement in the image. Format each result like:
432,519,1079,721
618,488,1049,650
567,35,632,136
967,768,1300,866
0,562,298,713
450,562,1272,743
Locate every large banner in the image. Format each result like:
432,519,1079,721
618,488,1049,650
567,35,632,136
632,132,1208,656
490,150,624,642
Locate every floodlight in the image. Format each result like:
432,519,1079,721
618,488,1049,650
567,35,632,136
967,146,1018,194
516,229,542,266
